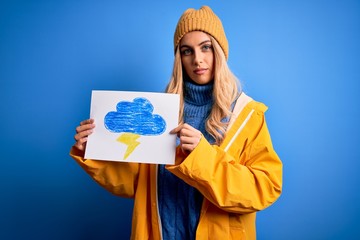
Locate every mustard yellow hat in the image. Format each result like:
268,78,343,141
174,6,229,59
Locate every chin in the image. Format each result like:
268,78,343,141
189,76,211,85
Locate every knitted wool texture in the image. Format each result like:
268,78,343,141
174,5,229,59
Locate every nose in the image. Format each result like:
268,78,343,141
193,49,203,66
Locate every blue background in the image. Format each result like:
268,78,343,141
1,0,359,239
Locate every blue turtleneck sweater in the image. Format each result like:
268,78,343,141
158,80,216,240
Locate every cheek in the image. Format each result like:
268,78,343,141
207,54,215,68
181,59,192,74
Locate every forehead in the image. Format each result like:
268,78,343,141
180,31,211,46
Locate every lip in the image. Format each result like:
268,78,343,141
193,68,207,75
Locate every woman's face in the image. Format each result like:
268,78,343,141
179,31,214,85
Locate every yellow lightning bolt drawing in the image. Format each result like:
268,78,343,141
116,133,140,159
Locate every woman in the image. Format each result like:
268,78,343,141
71,6,282,240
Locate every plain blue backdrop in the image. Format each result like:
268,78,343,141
1,0,359,239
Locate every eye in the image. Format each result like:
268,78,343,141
202,44,213,51
181,48,193,56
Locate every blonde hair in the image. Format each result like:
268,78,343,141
166,35,241,144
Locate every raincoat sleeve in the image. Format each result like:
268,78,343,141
70,146,140,198
166,102,282,214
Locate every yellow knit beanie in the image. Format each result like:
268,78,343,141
174,6,229,59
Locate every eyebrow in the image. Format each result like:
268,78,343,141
180,40,211,49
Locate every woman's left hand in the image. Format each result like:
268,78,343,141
170,123,202,153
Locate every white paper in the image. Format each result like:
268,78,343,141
84,90,180,164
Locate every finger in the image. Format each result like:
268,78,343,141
80,119,94,126
179,132,202,151
75,136,88,146
180,135,201,145
74,129,93,141
179,135,194,144
182,124,202,134
180,143,197,152
179,128,194,137
74,138,87,151
170,124,183,134
76,122,95,134
180,127,202,139
181,123,197,131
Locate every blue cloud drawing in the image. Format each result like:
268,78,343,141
104,97,166,135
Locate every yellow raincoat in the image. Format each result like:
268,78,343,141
70,93,282,240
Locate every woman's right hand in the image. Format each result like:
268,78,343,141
73,119,95,152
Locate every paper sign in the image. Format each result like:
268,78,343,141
84,90,180,164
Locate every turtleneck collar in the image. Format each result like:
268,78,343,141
183,79,214,106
